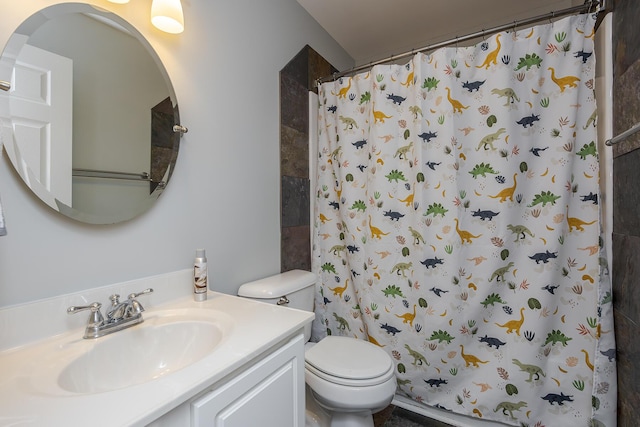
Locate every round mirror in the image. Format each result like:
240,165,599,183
0,3,183,224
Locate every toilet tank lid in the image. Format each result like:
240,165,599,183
238,270,316,299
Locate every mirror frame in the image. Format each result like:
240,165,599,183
0,3,182,224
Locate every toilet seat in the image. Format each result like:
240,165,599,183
305,336,394,387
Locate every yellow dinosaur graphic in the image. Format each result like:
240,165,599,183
329,278,348,298
401,71,415,87
454,218,482,244
566,205,596,232
488,173,517,202
373,108,393,123
332,77,352,99
460,345,489,367
368,215,389,239
445,87,469,114
476,34,502,69
398,189,415,207
395,305,417,327
548,67,580,92
495,307,526,336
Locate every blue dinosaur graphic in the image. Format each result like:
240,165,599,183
580,192,598,205
384,210,405,221
418,131,438,142
529,146,549,157
425,161,441,170
421,257,444,269
479,335,506,349
541,393,573,406
472,209,499,221
600,348,616,362
380,323,402,336
352,139,367,149
346,245,359,254
424,378,448,387
542,284,559,294
529,250,558,264
516,114,540,128
387,93,406,105
327,105,337,113
462,80,486,92
430,287,449,297
574,50,592,64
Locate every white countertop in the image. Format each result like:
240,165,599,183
0,291,314,426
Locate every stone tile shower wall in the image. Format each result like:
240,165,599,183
280,46,336,272
612,0,640,424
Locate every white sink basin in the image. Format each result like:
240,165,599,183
55,309,229,394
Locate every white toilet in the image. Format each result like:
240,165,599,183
238,270,396,427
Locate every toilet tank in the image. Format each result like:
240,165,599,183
238,270,316,341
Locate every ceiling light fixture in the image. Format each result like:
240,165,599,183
151,0,185,34
107,0,130,4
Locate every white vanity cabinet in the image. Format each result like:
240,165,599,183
148,333,305,427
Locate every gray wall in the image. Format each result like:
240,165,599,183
0,0,353,308
611,0,640,424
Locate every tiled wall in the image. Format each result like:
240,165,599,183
612,0,640,424
279,46,336,272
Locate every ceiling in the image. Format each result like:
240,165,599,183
296,0,581,66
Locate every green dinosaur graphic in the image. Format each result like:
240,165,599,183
321,262,337,274
408,226,426,244
494,401,528,420
514,53,543,71
469,162,499,178
405,344,429,366
489,262,515,282
429,329,455,344
542,329,572,346
422,76,439,91
386,169,408,182
576,141,597,160
350,200,366,212
512,358,546,382
481,293,507,307
507,224,535,242
394,142,414,160
391,262,413,277
333,312,351,331
329,245,346,255
425,203,448,217
529,191,561,207
382,285,405,298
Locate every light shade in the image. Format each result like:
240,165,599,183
151,0,184,34
107,0,130,3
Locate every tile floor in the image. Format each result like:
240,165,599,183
375,405,454,427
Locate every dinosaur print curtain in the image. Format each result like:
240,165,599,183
312,12,615,427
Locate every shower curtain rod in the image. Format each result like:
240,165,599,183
605,122,640,146
317,0,607,85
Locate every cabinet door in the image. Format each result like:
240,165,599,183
191,334,304,427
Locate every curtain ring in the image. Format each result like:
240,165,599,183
512,21,518,36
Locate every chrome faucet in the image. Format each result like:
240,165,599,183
68,288,154,339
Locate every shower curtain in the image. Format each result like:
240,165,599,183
312,12,615,427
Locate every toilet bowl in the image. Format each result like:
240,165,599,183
238,271,397,427
304,337,396,427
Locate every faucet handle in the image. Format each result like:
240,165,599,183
126,288,153,316
109,294,121,307
127,288,153,300
67,302,104,327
